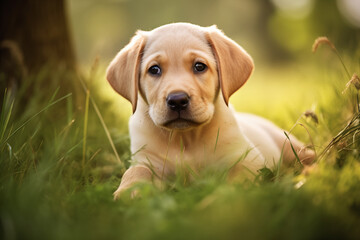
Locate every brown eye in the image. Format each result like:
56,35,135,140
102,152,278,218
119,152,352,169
148,65,162,76
194,62,207,73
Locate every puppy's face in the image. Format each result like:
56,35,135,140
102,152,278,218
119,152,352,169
107,23,254,131
140,26,219,130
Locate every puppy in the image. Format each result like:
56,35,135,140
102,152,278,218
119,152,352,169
107,23,314,199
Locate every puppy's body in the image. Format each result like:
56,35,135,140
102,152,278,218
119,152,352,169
107,23,314,199
130,94,264,176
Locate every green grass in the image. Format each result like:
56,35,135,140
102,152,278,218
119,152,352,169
1,48,360,240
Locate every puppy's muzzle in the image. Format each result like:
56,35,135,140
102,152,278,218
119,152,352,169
166,92,190,112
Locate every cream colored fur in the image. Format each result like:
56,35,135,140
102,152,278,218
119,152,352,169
107,23,314,199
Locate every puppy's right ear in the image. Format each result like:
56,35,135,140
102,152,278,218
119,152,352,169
106,32,146,113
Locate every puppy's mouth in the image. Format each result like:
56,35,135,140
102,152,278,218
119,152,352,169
163,117,202,130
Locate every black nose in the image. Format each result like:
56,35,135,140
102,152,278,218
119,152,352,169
166,92,190,112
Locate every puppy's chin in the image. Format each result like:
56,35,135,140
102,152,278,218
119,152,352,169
151,114,213,131
149,104,215,131
162,118,203,131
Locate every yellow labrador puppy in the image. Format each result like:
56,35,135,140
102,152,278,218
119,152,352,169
107,23,314,199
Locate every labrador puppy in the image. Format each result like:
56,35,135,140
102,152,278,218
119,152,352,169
107,23,314,199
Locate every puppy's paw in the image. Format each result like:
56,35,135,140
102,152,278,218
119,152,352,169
298,147,316,165
113,188,139,200
113,165,154,200
113,188,125,201
114,180,164,200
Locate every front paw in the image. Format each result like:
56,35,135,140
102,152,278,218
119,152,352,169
113,187,125,200
113,165,154,200
113,187,141,200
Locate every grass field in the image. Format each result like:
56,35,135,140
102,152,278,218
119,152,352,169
1,46,360,239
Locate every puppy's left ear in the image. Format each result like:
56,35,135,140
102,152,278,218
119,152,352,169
206,26,254,105
106,32,146,112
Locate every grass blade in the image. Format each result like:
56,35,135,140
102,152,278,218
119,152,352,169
0,89,14,141
90,96,123,167
214,128,220,153
66,94,73,124
1,93,72,146
82,89,90,169
77,74,123,168
284,131,302,166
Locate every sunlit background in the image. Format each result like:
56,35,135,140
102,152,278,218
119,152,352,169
68,0,360,128
69,0,360,65
1,2,360,238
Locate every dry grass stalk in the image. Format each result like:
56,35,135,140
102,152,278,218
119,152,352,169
342,73,360,94
312,36,351,79
312,36,336,53
304,110,319,124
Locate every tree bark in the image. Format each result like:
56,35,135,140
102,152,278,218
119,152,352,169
0,0,79,109
0,0,76,73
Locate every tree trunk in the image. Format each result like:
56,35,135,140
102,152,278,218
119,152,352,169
0,0,79,109
0,0,76,73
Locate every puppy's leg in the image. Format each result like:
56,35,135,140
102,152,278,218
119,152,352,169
282,133,315,165
255,122,315,165
237,113,315,165
113,165,153,200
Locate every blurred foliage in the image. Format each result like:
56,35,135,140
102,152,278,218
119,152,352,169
69,0,360,65
1,1,360,239
1,67,360,239
68,0,360,126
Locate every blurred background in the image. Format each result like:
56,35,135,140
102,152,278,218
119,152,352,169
69,0,360,66
67,0,360,127
1,0,360,127
1,2,360,239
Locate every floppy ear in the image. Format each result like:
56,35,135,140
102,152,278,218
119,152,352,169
206,26,254,105
106,32,146,112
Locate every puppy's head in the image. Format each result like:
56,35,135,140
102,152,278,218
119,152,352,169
107,23,253,130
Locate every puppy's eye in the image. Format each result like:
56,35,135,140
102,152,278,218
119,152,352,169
148,65,162,76
194,62,207,73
